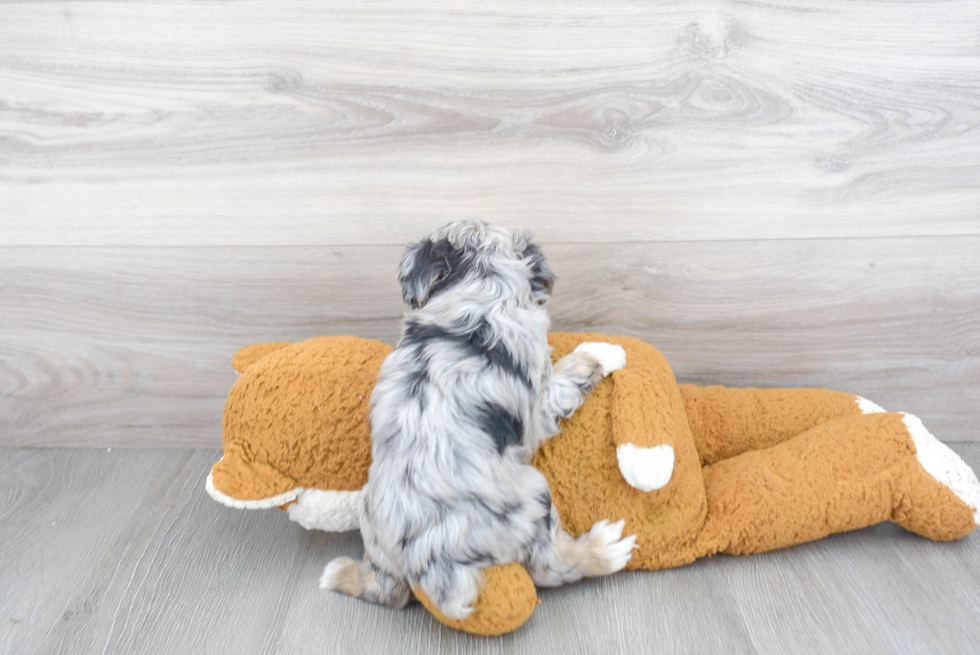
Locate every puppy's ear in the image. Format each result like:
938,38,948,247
398,238,454,309
514,234,555,302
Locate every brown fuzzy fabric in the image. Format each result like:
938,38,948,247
209,333,977,636
695,412,977,554
212,336,392,500
231,341,293,374
679,385,865,466
413,563,539,636
534,334,709,570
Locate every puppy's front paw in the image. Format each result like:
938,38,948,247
581,519,637,576
320,556,363,596
573,342,627,376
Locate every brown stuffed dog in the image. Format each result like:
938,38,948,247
206,333,980,636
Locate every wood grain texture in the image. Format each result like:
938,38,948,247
2,0,980,245
2,237,978,447
1,446,979,654
2,0,978,449
33,450,318,654
0,449,180,655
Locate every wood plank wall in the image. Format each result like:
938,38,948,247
2,1,978,446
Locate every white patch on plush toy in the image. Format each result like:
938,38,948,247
856,396,886,414
287,489,362,532
573,342,627,376
902,413,980,525
205,470,301,510
616,444,675,492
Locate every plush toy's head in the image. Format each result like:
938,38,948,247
207,336,391,523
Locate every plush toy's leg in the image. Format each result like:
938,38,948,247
691,412,979,560
893,413,980,534
678,385,876,466
413,563,539,636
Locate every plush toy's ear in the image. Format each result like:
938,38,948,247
413,563,538,636
610,369,684,492
231,341,292,373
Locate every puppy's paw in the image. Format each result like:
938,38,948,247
573,342,626,377
437,599,477,621
581,519,637,576
320,556,363,596
418,566,482,620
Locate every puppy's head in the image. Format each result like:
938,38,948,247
398,220,555,309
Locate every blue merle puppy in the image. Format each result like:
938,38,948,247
321,219,635,619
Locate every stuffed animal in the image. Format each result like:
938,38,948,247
206,333,980,636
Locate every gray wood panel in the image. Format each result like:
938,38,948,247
1,237,977,447
34,450,316,654
1,446,979,654
0,449,182,655
2,0,979,245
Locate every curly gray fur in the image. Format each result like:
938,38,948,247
322,220,634,619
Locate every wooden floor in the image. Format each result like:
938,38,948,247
3,445,980,655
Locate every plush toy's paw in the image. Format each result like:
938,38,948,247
287,488,362,532
320,557,363,595
581,519,637,576
414,563,539,636
856,395,887,414
902,413,980,526
573,342,627,377
616,443,675,492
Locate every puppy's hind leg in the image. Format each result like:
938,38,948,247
415,558,484,620
321,554,412,609
525,502,636,587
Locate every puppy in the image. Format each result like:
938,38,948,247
322,220,635,619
